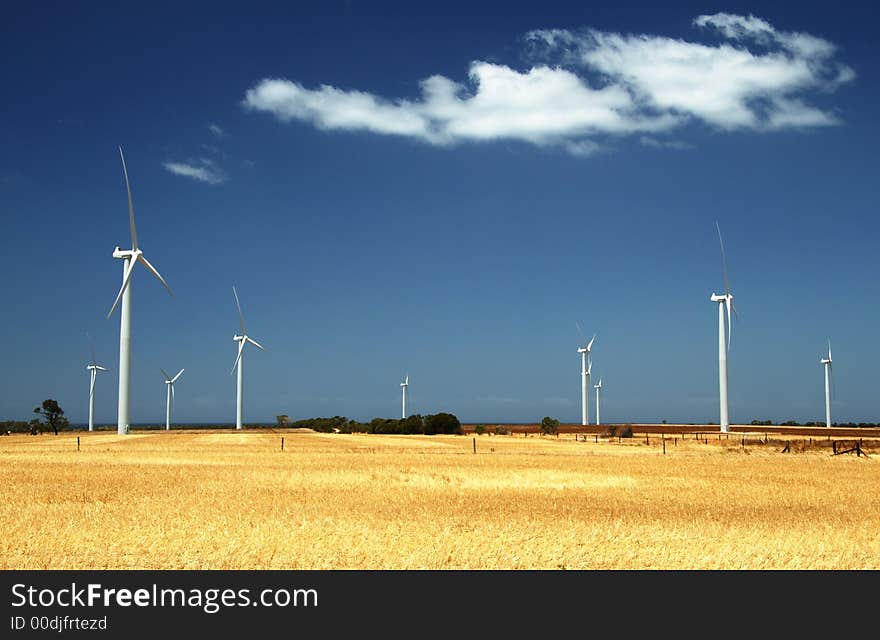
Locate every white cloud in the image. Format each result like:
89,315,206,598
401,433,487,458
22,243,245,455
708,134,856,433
208,123,225,138
639,136,694,150
244,14,853,155
163,158,226,185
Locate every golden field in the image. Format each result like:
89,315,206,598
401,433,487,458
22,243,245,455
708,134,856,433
1,430,877,570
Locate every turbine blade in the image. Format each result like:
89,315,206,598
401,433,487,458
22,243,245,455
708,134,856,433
171,383,175,408
119,147,138,251
231,340,244,375
89,374,95,401
587,334,596,352
828,338,832,362
160,367,171,382
575,321,586,345
233,286,246,335
172,368,184,383
726,298,732,352
137,254,173,296
246,336,265,351
87,332,97,367
107,256,138,318
96,366,108,371
716,221,731,298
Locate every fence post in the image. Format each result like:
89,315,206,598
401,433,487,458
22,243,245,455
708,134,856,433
662,436,666,455
473,437,476,454
281,437,284,452
77,436,80,451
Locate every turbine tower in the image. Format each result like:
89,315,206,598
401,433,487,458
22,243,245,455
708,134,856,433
231,286,266,430
576,322,596,426
400,374,409,419
820,339,833,428
107,147,173,435
594,378,602,426
85,335,108,432
710,222,737,434
161,368,184,431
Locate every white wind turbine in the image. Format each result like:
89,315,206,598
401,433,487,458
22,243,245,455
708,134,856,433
231,286,266,430
160,368,184,431
85,334,108,432
594,378,602,426
576,323,596,426
820,339,833,428
107,147,173,435
400,374,409,419
710,222,737,434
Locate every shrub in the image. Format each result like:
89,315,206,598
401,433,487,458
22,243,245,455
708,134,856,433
540,416,560,435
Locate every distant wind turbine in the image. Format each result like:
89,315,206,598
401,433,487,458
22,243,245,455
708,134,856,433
85,334,108,432
400,374,409,419
820,339,833,428
710,222,737,433
594,378,602,426
107,147,173,435
576,322,596,426
231,286,266,430
160,368,184,431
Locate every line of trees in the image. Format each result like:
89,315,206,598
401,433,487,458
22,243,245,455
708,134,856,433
279,413,463,435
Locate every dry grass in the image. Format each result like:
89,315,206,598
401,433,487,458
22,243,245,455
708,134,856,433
1,430,877,569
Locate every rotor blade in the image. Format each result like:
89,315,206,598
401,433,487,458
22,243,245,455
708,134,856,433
575,321,586,345
137,254,173,296
716,221,731,298
172,368,184,383
587,334,596,352
171,383,175,409
231,340,245,375
731,301,739,320
119,146,138,251
246,336,265,351
233,286,246,335
828,338,832,362
96,366,108,371
107,255,138,318
87,332,97,367
725,298,732,353
160,367,171,382
89,373,95,401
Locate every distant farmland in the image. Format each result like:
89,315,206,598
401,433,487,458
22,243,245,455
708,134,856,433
1,429,877,569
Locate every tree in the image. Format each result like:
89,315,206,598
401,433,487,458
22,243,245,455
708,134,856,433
276,415,290,428
424,412,462,435
540,416,560,435
33,399,69,436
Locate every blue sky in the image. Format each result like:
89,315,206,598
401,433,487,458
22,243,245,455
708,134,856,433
2,1,878,425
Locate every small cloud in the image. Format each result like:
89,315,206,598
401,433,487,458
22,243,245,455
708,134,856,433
208,123,225,138
639,136,694,150
200,143,221,154
163,159,227,185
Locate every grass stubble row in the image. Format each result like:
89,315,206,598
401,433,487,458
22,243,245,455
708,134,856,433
1,431,877,569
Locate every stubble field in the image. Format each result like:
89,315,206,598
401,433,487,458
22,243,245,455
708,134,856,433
1,430,877,569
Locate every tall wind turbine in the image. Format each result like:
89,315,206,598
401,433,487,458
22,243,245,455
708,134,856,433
231,286,266,430
820,339,833,428
160,368,184,431
710,222,737,433
107,147,173,435
400,374,409,419
576,323,596,426
594,378,602,426
85,334,108,432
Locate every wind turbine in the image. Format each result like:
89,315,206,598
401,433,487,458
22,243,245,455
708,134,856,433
710,222,737,433
594,378,602,426
231,286,266,430
400,374,409,419
107,147,173,435
85,334,108,432
820,339,833,428
576,322,596,426
160,368,184,431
